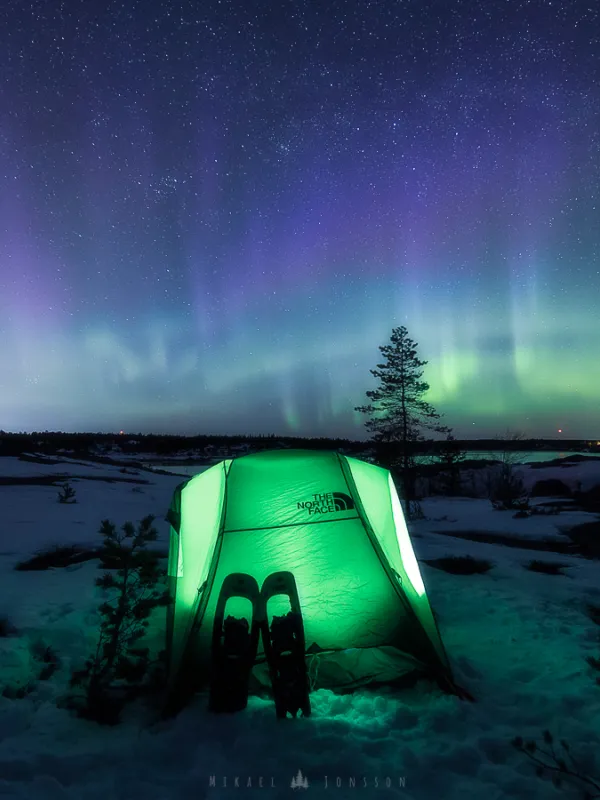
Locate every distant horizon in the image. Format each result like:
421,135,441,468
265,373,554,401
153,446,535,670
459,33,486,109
1,428,599,446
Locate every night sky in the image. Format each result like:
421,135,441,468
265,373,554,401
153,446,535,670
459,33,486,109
1,1,599,439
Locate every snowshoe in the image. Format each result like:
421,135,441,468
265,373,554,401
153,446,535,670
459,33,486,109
259,571,311,719
208,573,260,713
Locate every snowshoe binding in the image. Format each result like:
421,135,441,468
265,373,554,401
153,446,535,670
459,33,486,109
260,571,311,719
208,573,260,713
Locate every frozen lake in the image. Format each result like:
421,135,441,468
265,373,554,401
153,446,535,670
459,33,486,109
152,450,599,476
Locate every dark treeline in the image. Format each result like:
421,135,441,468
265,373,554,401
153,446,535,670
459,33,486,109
0,430,362,458
0,430,596,459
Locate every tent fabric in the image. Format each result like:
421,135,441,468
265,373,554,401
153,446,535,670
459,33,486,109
249,646,429,694
164,449,453,711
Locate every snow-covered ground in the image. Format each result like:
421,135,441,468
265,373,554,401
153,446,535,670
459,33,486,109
0,454,599,799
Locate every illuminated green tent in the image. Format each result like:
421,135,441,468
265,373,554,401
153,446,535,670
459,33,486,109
163,449,454,713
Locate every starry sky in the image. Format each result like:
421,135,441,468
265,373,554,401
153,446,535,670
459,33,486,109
1,0,599,440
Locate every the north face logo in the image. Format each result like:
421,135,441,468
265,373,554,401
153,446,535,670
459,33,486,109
297,491,355,515
331,492,354,510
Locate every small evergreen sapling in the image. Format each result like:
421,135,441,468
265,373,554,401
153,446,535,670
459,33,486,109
436,434,467,495
487,431,530,510
70,515,170,724
512,731,600,797
57,482,77,504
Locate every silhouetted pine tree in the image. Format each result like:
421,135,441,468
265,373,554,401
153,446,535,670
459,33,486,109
355,326,449,515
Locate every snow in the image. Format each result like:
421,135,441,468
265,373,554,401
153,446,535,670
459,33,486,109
0,454,599,799
415,496,593,540
0,459,180,559
520,459,600,493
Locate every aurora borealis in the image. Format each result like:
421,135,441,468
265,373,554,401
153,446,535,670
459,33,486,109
1,1,599,439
